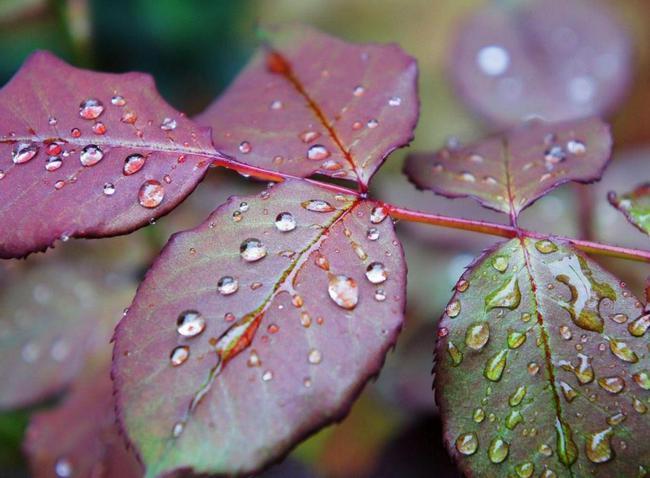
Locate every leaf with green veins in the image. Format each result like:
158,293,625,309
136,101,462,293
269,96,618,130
405,117,611,218
608,183,650,235
436,238,650,477
196,24,419,187
112,180,406,477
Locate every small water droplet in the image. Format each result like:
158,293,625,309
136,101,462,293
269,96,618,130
79,144,104,166
559,381,577,402
515,462,534,478
353,85,365,96
123,153,146,175
12,142,39,164
488,437,509,463
492,255,508,272
585,427,614,463
559,325,572,340
456,432,478,455
160,117,177,131
269,99,283,110
567,140,586,155
103,183,115,196
301,199,335,212
172,421,184,438
275,212,296,232
374,289,387,301
544,146,566,164
598,376,625,394
308,348,322,364
138,179,164,208
509,385,527,406
328,274,359,309
176,310,205,337
367,119,379,129
484,349,508,381
535,240,558,254
365,262,387,284
71,128,81,138
262,370,273,382
307,144,330,160
527,362,540,376
247,350,261,367
45,156,63,171
239,141,252,154
79,98,104,119
465,322,490,350
240,238,267,262
446,299,461,318
92,122,106,135
48,116,57,125
370,205,388,224
217,276,239,295
505,410,523,430
473,407,485,423
633,370,650,390
366,227,380,241
111,95,126,106
629,313,650,337
300,130,320,143
170,345,190,366
388,96,402,106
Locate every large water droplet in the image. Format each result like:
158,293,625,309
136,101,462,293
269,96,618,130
488,437,509,463
176,310,205,337
217,276,239,295
598,376,625,394
301,199,335,212
124,153,146,175
609,337,639,363
79,98,104,119
484,349,508,381
465,322,490,351
485,274,521,311
629,313,650,337
138,179,164,208
446,300,461,318
240,238,267,262
535,240,558,254
507,330,526,349
365,262,387,284
370,205,388,224
79,144,104,166
307,144,330,161
492,255,508,272
328,274,359,309
633,371,650,390
275,212,296,232
515,462,534,478
455,432,478,455
555,418,578,466
585,427,614,463
12,142,39,164
170,345,190,366
505,410,523,430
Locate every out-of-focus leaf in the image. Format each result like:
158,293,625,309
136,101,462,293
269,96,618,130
24,369,142,478
0,51,218,259
405,117,611,218
436,238,649,477
197,24,418,187
0,259,133,409
112,180,406,477
608,183,650,236
450,0,631,126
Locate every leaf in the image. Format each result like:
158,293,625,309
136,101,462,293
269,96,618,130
405,117,611,218
112,180,406,477
196,24,418,188
0,259,133,409
0,51,217,259
450,0,631,126
24,369,142,478
435,237,650,477
608,183,650,235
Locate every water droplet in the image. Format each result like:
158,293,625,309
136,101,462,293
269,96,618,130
611,313,628,324
170,345,189,366
559,381,577,402
488,437,509,463
366,227,379,241
473,407,485,423
560,353,594,384
505,410,523,430
79,144,104,166
328,274,359,309
239,141,252,154
55,457,73,477
365,262,387,284
515,462,534,478
45,156,62,171
71,128,81,138
269,99,283,110
544,146,566,164
239,238,267,262
367,119,379,129
353,85,365,96
485,274,521,311
535,240,558,254
447,341,463,366
370,205,388,224
567,140,586,155
307,144,330,160
374,289,387,301
299,130,320,143
262,370,273,382
527,362,540,375
388,96,402,106
103,183,115,196
465,322,489,350
176,310,205,337
598,376,625,394
476,45,510,76
138,179,164,208
123,153,145,175
456,279,469,293
585,427,614,463
217,276,239,295
48,116,57,125
492,255,508,272
555,418,578,466
275,212,296,232
509,385,526,406
629,313,650,337
456,432,478,455
247,350,261,367
559,325,572,340
172,421,184,438
308,348,322,364
609,337,639,363
484,349,508,381
301,199,335,212
507,330,526,349
92,122,106,135
79,98,104,119
158,117,177,131
12,142,39,164
54,180,65,190
446,299,461,318
633,370,650,390
607,411,627,426
111,95,126,106
459,171,476,182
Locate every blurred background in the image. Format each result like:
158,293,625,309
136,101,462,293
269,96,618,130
0,0,649,477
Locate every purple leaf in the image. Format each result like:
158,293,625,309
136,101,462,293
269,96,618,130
0,259,133,409
196,24,418,188
450,0,632,126
112,180,406,477
405,117,611,218
0,51,218,259
24,369,142,478
608,183,650,236
436,238,650,477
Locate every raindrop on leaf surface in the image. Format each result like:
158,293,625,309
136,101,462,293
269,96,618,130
124,153,146,175
327,274,359,310
79,98,104,119
240,238,267,262
138,180,164,208
176,310,205,337
274,212,297,232
79,145,104,166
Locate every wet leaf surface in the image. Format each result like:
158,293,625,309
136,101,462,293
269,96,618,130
436,238,650,477
450,0,631,126
112,180,406,477
0,259,133,409
196,24,418,187
608,183,650,236
24,370,142,478
0,51,217,259
405,117,611,218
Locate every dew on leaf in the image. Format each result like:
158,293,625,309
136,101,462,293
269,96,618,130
79,98,104,119
585,427,614,463
240,238,267,262
492,255,508,272
217,276,239,295
247,350,261,367
554,418,578,466
172,422,184,438
269,99,283,110
366,227,379,241
274,212,297,232
447,341,463,366
176,310,205,337
374,289,387,302
484,349,508,381
103,183,115,196
123,153,146,175
505,410,523,430
633,371,650,390
307,144,330,161
308,348,322,364
465,322,490,351
261,370,273,382
160,117,177,131
473,407,485,423
170,345,190,366
365,262,387,284
238,141,252,154
388,96,402,106
446,299,461,318
538,444,553,457
327,274,359,309
92,122,106,135
12,142,39,164
509,385,526,406
351,242,367,260
45,156,63,171
628,313,650,337
46,143,62,156
515,462,534,478
507,330,526,349
608,337,639,363
598,376,625,394
370,205,388,224
455,432,478,455
299,130,320,143
567,139,586,155
535,240,558,254
485,274,521,311
633,397,647,414
488,436,509,463
611,313,628,324
111,95,126,106
607,412,627,426
79,145,104,166
138,180,164,208
527,362,540,376
559,380,578,402
367,119,379,129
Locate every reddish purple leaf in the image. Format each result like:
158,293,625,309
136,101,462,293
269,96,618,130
0,259,133,409
450,0,631,126
436,238,650,477
0,51,218,259
196,24,418,188
608,183,650,236
24,369,142,478
405,117,611,217
112,180,406,477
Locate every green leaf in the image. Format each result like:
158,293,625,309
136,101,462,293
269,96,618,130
436,238,650,477
608,183,650,236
